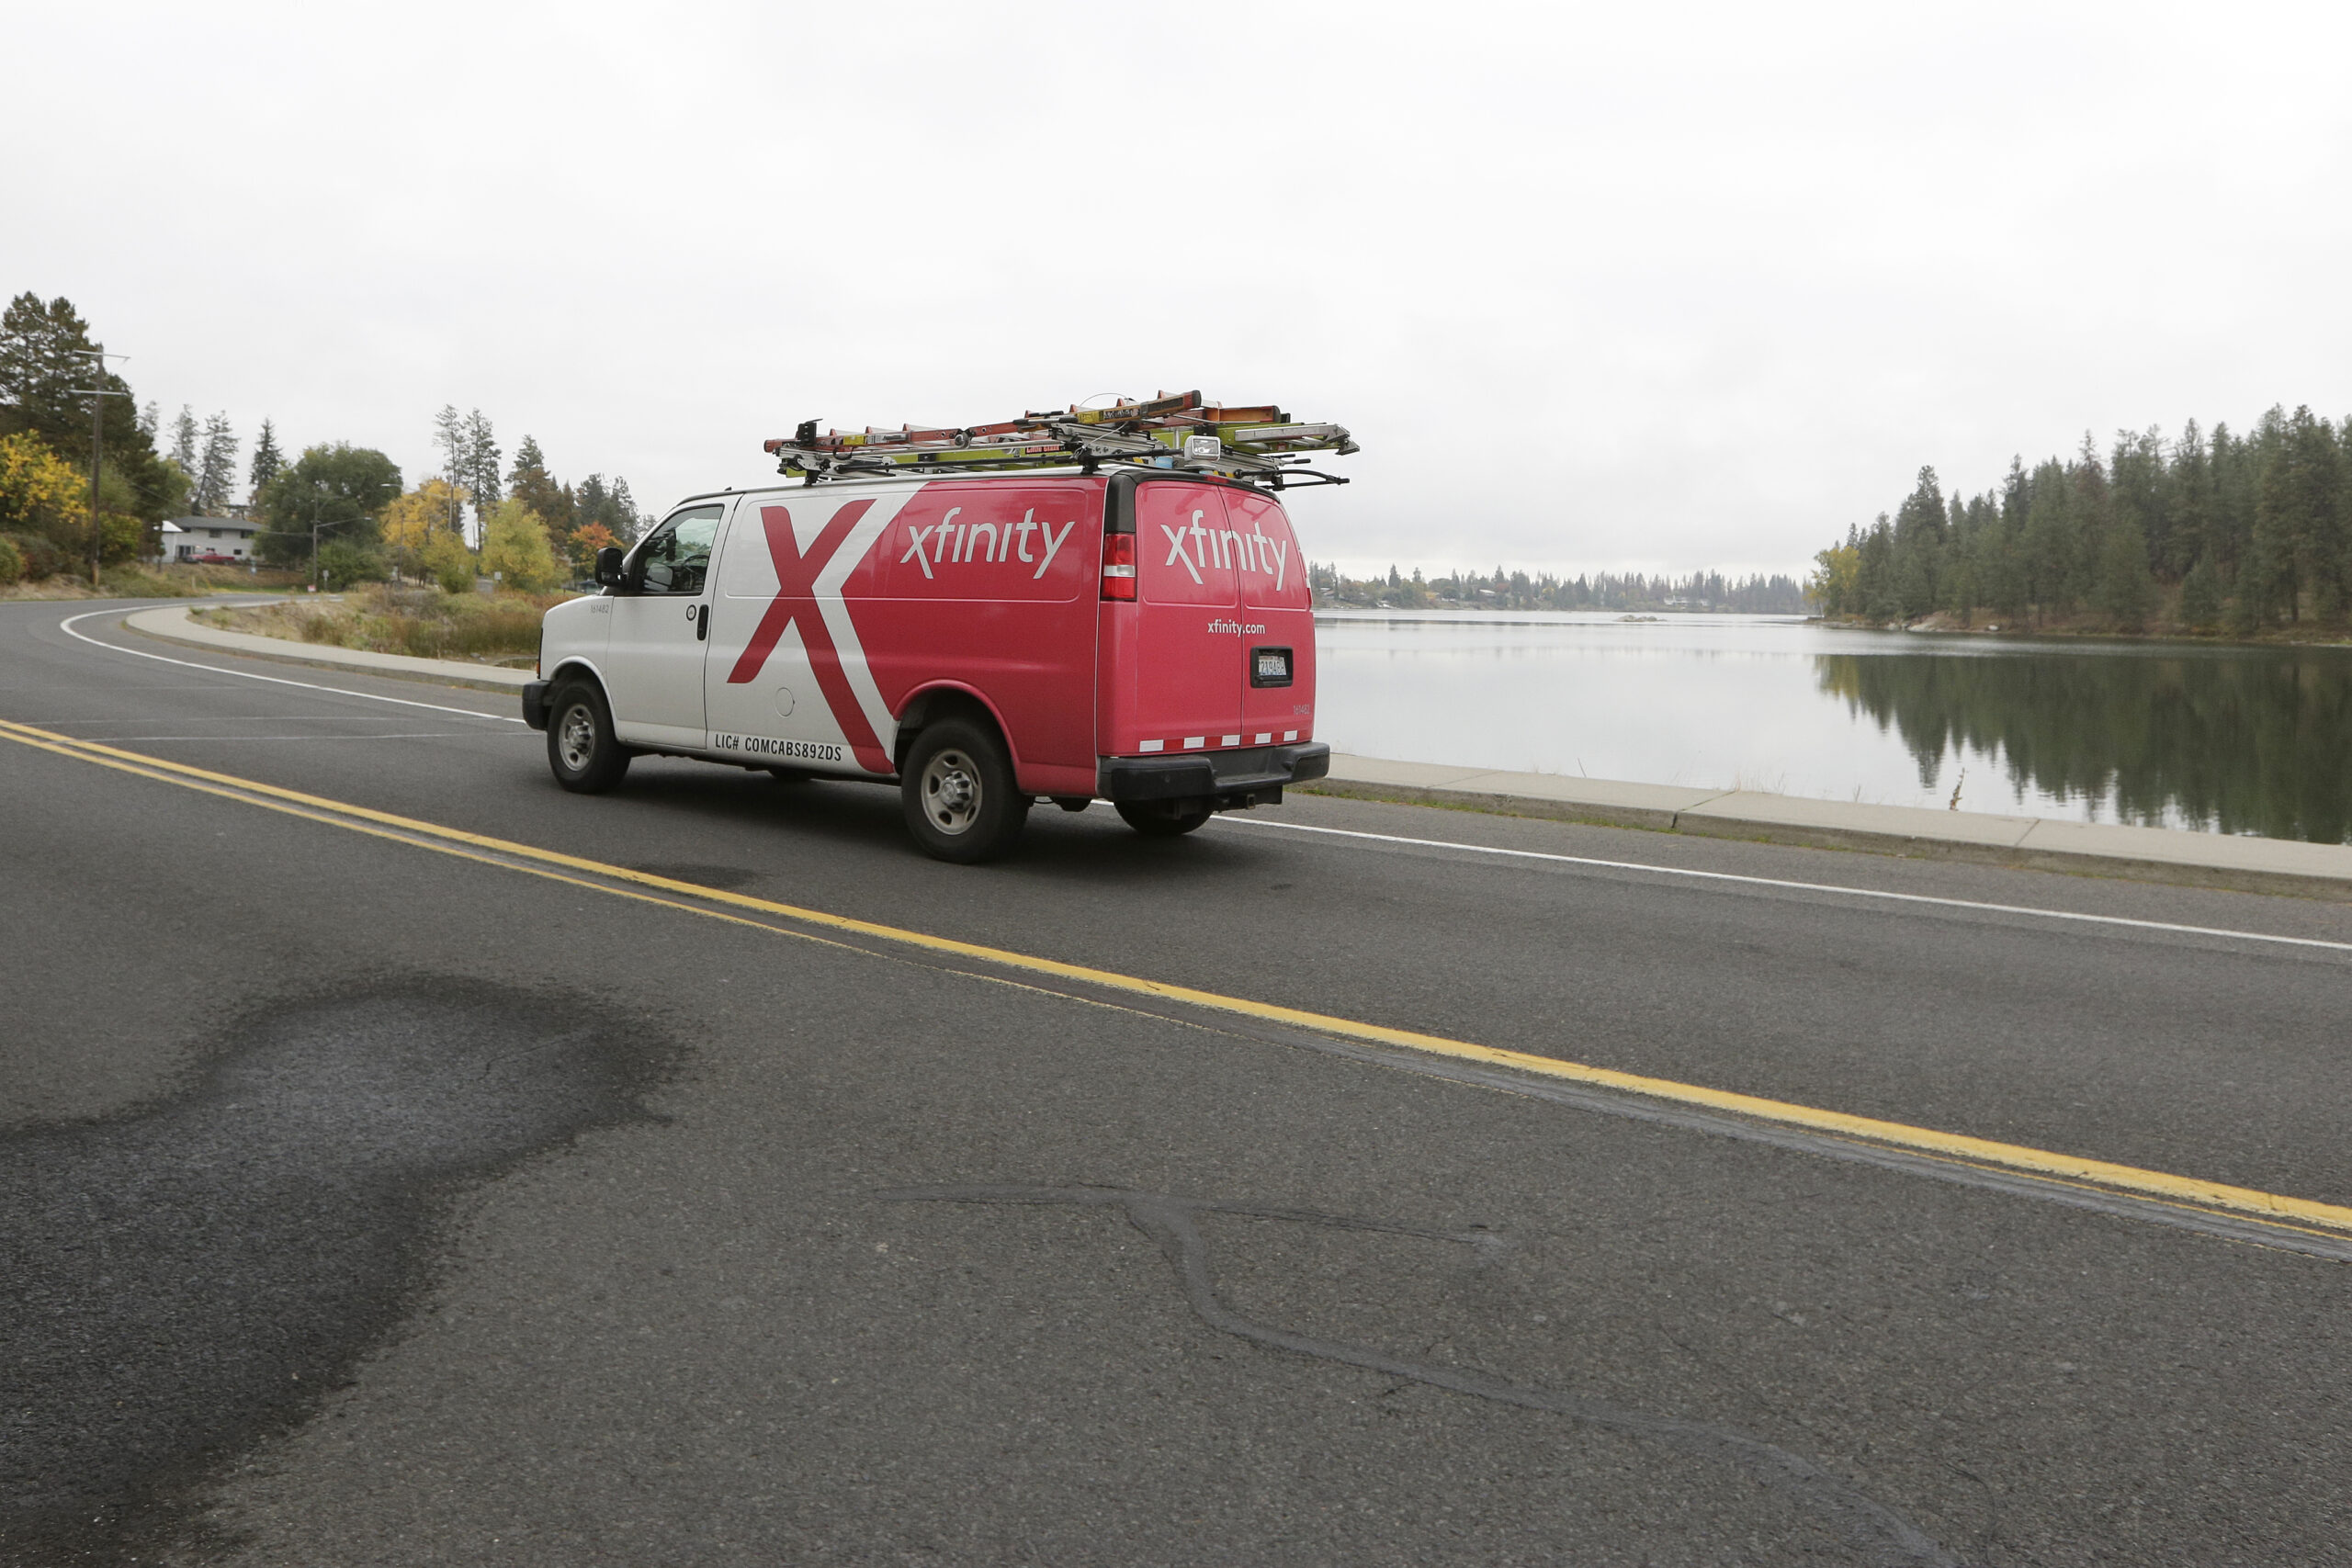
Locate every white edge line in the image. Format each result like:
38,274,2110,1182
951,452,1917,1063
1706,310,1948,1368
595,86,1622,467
1216,815,2352,955
59,607,529,724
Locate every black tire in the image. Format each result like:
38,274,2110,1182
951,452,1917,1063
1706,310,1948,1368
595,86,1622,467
1116,801,1212,838
546,681,631,794
900,718,1029,863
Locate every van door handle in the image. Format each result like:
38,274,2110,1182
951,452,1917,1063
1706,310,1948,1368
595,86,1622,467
695,604,709,641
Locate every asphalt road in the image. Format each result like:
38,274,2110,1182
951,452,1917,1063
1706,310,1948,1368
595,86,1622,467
3,597,2347,1567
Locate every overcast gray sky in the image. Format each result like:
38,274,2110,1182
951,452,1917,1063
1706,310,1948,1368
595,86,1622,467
14,1,2350,578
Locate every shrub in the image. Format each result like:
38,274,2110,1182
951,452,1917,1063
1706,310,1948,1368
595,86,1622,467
0,535,21,586
98,511,142,565
317,538,390,589
3,531,63,581
422,531,476,596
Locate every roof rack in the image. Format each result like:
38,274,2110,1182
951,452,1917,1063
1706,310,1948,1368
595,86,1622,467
762,390,1357,489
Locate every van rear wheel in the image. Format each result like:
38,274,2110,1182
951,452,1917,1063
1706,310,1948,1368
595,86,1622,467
547,681,630,794
900,719,1028,863
1116,802,1211,838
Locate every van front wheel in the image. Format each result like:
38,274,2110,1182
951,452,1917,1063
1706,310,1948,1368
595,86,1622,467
900,719,1028,863
547,682,630,794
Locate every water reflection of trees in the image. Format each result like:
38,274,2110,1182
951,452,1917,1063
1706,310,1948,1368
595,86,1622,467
1814,651,2352,842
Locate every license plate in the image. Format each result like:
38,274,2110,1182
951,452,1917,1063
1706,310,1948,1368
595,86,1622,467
1251,647,1292,687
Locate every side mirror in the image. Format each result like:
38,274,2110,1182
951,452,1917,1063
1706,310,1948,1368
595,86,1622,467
594,546,627,589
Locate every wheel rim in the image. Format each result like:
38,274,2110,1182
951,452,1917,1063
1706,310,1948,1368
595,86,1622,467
558,705,597,772
920,748,982,836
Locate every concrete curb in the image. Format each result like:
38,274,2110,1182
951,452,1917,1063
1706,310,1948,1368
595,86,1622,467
117,605,2352,900
124,605,536,696
1299,756,2352,902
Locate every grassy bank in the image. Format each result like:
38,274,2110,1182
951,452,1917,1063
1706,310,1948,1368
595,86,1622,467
194,584,576,665
1,561,305,602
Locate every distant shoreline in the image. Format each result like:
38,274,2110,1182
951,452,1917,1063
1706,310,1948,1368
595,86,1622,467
1815,612,2352,651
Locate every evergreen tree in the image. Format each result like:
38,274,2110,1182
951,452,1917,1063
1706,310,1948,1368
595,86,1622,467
2255,405,2345,623
461,409,501,525
2244,407,2299,623
573,472,646,543
2168,420,2211,578
249,419,284,497
2178,553,2223,630
169,406,198,475
0,293,177,525
194,413,238,514
607,476,639,538
1890,466,1945,618
1857,514,1898,620
2094,516,2155,631
507,434,575,545
433,404,470,539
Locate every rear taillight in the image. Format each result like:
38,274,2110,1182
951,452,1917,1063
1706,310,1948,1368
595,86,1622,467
1101,531,1136,601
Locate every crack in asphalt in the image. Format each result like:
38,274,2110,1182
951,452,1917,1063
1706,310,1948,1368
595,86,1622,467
885,1182,1964,1567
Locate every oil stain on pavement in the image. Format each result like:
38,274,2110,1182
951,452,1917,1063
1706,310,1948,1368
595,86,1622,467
0,981,673,1564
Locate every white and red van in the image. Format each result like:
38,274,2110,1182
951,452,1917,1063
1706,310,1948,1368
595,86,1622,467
523,468,1328,861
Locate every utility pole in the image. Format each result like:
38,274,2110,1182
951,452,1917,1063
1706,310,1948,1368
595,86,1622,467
67,345,130,588
310,481,392,590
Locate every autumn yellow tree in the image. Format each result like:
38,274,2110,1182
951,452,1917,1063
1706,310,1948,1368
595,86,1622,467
379,478,470,555
0,432,85,541
1807,539,1861,614
481,498,560,592
566,520,619,578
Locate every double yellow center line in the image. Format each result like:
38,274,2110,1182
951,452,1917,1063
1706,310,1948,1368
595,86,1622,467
6,713,2349,1249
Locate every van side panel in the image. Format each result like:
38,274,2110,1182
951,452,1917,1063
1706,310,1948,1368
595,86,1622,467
704,491,908,775
854,478,1103,792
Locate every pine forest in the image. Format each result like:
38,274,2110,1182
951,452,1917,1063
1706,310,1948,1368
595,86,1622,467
1809,406,2351,637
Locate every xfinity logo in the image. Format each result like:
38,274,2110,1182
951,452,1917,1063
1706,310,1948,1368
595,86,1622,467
1206,619,1269,635
1161,511,1290,589
899,507,1077,581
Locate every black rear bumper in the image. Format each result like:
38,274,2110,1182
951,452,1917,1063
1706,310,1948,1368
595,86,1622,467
1097,741,1329,810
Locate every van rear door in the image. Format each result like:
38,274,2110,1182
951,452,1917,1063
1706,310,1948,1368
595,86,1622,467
1227,489,1315,748
1131,479,1244,754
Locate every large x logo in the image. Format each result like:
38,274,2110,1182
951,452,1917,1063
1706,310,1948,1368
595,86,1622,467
725,501,891,773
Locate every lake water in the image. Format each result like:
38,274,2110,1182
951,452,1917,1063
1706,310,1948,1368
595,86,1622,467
1313,612,2352,843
